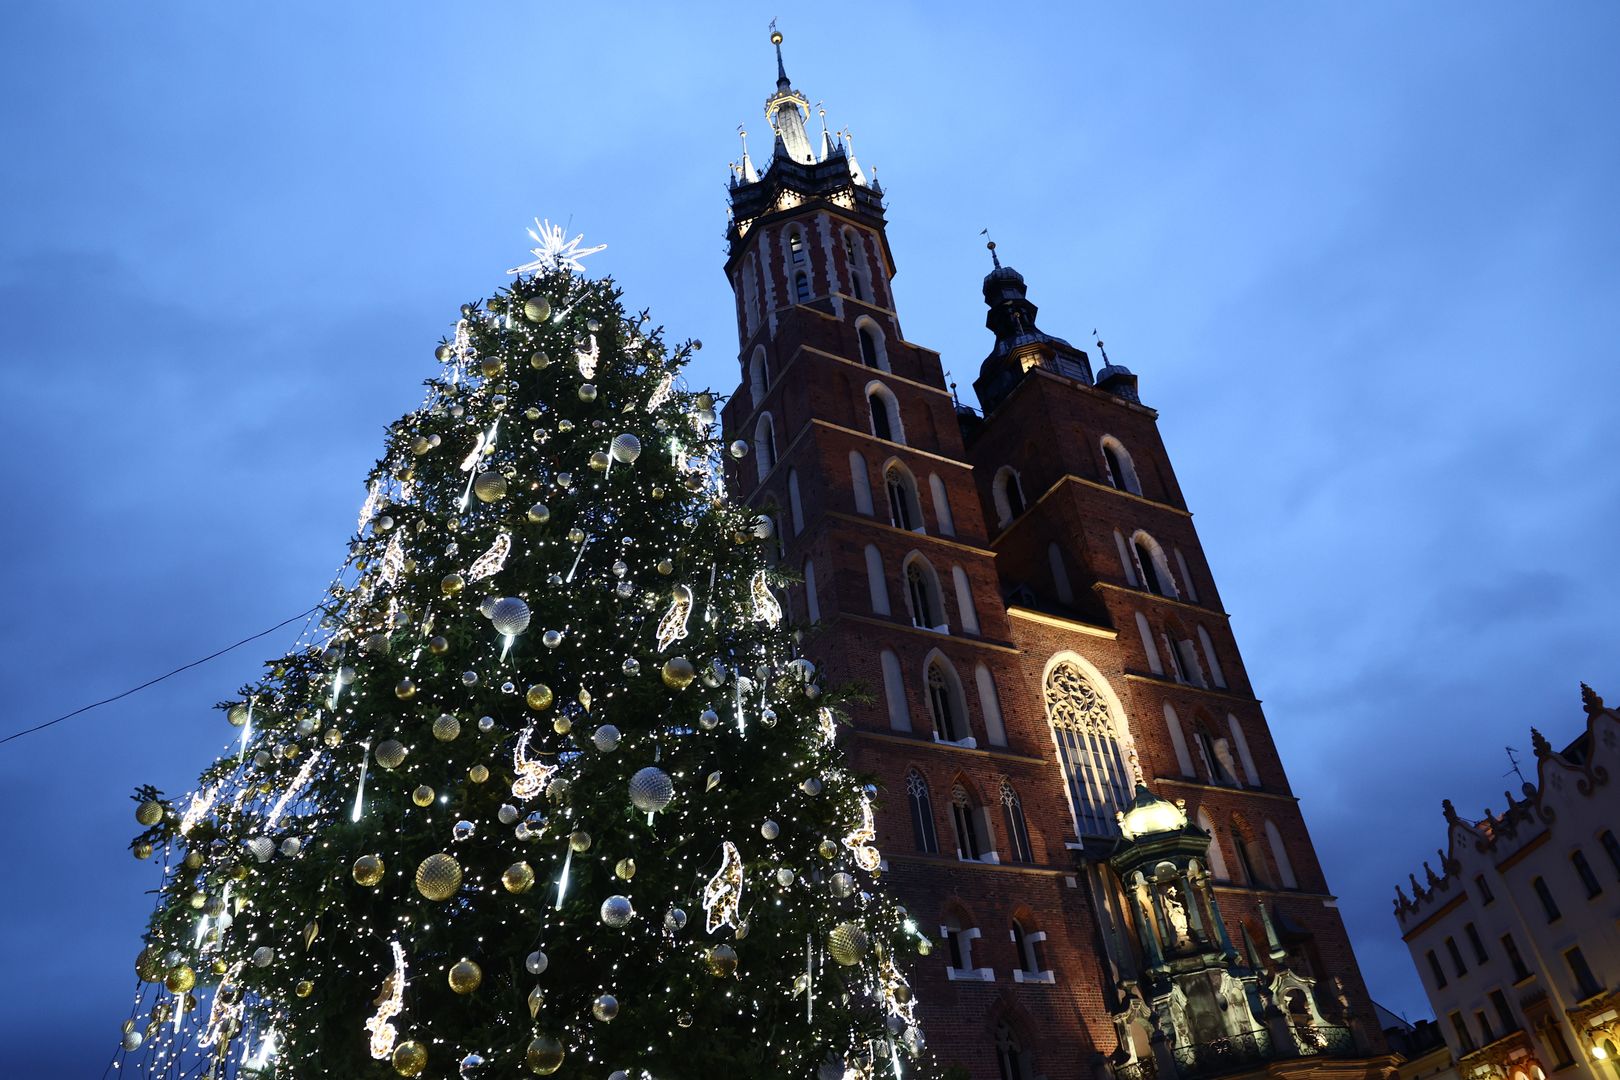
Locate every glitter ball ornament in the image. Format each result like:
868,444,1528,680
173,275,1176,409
468,764,490,784
628,767,674,813
615,858,636,880
610,433,641,463
526,1036,564,1075
392,1040,428,1077
569,830,593,853
523,296,551,322
412,785,434,807
489,597,532,636
526,950,549,975
661,656,696,689
414,854,462,901
705,944,738,978
448,959,483,994
600,895,634,927
827,922,870,966
352,855,385,886
375,739,408,769
502,861,535,894
592,994,619,1022
227,703,250,727
473,471,507,502
165,965,196,993
526,684,554,710
526,502,551,524
432,714,461,741
592,725,621,752
247,837,274,863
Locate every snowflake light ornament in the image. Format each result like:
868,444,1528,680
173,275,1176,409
508,218,608,275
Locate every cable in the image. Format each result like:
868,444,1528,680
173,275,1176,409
0,604,322,749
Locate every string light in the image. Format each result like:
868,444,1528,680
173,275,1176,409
702,841,745,933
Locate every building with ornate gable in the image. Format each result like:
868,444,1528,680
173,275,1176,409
1394,687,1620,1080
719,31,1398,1080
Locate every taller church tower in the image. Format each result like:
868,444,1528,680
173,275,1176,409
719,32,1394,1080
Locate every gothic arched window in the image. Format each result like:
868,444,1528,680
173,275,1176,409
926,659,967,742
1131,531,1178,598
794,270,811,303
905,558,945,630
859,324,880,366
753,413,778,482
906,770,938,853
1102,436,1142,495
950,784,988,860
854,316,889,371
867,384,902,443
995,1022,1033,1080
1001,779,1033,863
788,226,806,265
1045,660,1131,837
993,466,1026,525
886,463,923,532
844,228,866,301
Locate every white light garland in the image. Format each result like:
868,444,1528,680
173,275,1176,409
364,940,407,1060
842,795,881,872
468,532,511,581
510,725,557,801
265,749,322,831
702,841,745,933
750,570,782,627
654,585,692,652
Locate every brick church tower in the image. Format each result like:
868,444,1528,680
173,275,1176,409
720,32,1396,1080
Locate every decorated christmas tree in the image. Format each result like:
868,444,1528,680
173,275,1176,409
114,223,926,1079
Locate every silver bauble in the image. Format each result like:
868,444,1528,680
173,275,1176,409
801,777,823,795
610,433,642,463
664,907,687,931
698,708,720,730
761,819,780,840
591,725,621,752
525,950,549,975
729,440,748,459
830,872,855,897
489,597,531,636
628,767,674,813
251,946,275,968
600,895,634,927
498,804,519,825
578,383,598,402
526,502,551,524
592,994,619,1022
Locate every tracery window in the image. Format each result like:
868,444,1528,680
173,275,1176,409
951,784,984,860
907,560,944,629
1001,779,1033,863
887,464,922,532
1045,661,1131,837
906,770,938,854
927,660,966,741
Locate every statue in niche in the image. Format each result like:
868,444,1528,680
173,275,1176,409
1162,885,1192,946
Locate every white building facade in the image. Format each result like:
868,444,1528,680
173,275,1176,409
1394,686,1620,1080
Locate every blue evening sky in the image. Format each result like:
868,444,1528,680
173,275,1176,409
2,3,1616,1071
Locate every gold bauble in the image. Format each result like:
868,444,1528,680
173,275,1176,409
827,922,870,967
415,853,463,901
440,573,465,596
473,471,508,503
394,678,416,700
526,1036,565,1075
817,840,839,860
432,714,461,741
480,357,505,378
526,502,551,524
651,485,665,501
352,854,385,887
135,800,163,827
705,944,738,978
427,634,449,655
660,656,696,690
447,959,483,994
589,451,611,472
295,979,314,998
136,948,164,982
529,349,551,369
412,436,432,456
375,739,408,769
523,296,552,323
411,785,435,807
184,850,204,869
188,890,206,909
656,559,674,576
133,842,153,860
502,861,535,894
552,716,572,735
917,938,933,956
569,830,592,853
468,764,490,784
210,957,227,975
615,858,636,881
164,966,196,994
391,1039,428,1077
525,683,554,711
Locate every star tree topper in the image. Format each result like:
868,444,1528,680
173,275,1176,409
508,217,608,275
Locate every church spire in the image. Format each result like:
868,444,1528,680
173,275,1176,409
763,25,816,165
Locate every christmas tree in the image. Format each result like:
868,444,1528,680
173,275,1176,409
115,223,925,1079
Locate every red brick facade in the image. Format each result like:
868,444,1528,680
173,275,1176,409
717,58,1383,1080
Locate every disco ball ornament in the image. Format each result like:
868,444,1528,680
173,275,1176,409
592,725,621,752
432,714,460,741
600,895,634,927
569,830,593,853
473,472,507,502
610,433,641,463
375,739,408,769
753,515,774,539
352,855,385,887
414,854,463,901
628,767,674,813
830,872,855,897
523,296,552,322
827,922,869,966
615,858,636,880
728,440,748,459
661,656,696,689
448,959,483,994
526,950,549,975
761,819,780,840
468,764,490,784
526,1036,565,1075
526,683,554,710
392,1040,428,1077
705,944,738,978
489,597,532,636
135,800,163,826
503,861,535,893
247,837,274,863
592,994,619,1022
227,703,250,727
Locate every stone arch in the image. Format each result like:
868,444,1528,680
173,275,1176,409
865,379,904,444
854,313,890,371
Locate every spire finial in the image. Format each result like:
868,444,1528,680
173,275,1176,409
769,20,788,87
1094,332,1111,366
980,229,1001,269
